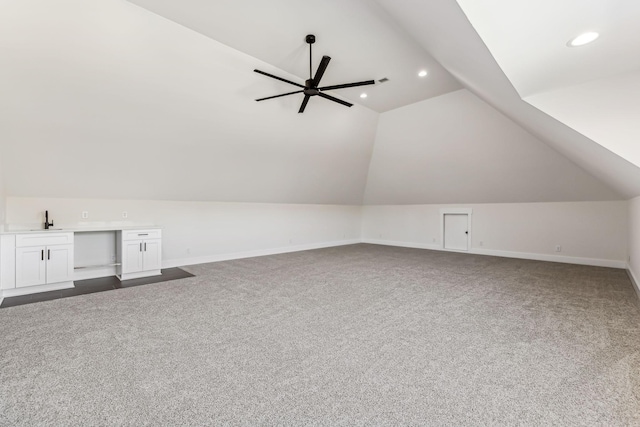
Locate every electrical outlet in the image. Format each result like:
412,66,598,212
555,245,562,252
186,248,191,254
432,237,436,243
479,241,484,247
81,211,88,219
122,211,128,218
111,255,116,262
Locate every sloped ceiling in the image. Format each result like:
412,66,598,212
375,0,640,198
456,0,640,98
0,0,636,206
456,0,640,170
126,0,462,113
525,71,640,167
127,0,640,200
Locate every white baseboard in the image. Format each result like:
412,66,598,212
361,238,440,251
162,239,361,269
470,248,626,269
118,270,162,281
158,236,624,275
361,239,626,269
74,266,117,281
627,265,640,301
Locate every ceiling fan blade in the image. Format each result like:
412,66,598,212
254,69,305,89
318,93,353,108
256,90,304,102
318,80,376,91
313,56,331,87
298,95,311,113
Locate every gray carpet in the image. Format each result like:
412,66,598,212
1,244,639,426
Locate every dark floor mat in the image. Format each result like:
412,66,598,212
0,268,195,308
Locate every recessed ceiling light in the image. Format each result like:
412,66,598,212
360,93,368,98
418,70,428,77
567,32,599,47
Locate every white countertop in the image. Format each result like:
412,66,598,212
0,225,161,235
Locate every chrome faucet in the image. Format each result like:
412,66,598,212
44,210,54,229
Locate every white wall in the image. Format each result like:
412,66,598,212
6,197,362,274
0,0,378,205
364,89,622,204
0,147,5,224
526,71,640,168
5,198,630,278
629,197,640,294
362,201,628,268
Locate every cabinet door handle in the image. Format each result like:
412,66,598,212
140,243,142,252
48,249,50,260
138,233,148,236
144,242,147,252
41,249,44,261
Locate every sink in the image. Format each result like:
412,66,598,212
29,228,63,231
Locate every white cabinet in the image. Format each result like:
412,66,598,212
0,227,163,301
14,232,75,290
123,240,145,274
142,239,162,271
46,245,75,284
15,246,46,287
15,244,74,288
116,229,162,280
0,235,17,292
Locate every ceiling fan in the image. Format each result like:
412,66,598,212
254,34,376,113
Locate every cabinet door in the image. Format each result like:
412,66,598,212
122,240,144,274
142,239,162,272
46,244,74,284
15,246,46,288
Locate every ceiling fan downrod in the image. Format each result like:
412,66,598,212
306,34,315,81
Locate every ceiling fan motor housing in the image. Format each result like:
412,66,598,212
304,79,319,95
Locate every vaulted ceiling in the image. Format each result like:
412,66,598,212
1,0,638,204
455,0,640,175
127,0,640,198
127,0,463,113
377,0,640,197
